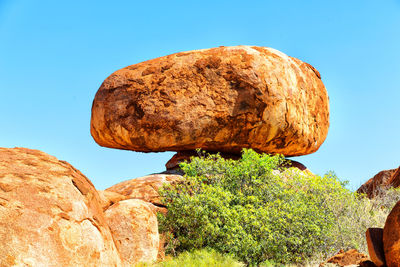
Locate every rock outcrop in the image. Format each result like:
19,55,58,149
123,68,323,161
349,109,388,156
106,174,181,206
91,45,329,157
383,200,400,267
0,147,121,266
357,167,400,198
104,199,159,266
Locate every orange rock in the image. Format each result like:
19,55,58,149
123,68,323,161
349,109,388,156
366,228,385,267
104,199,159,265
383,200,400,267
357,167,399,198
0,147,121,266
91,45,329,157
323,249,369,266
98,190,128,211
387,167,400,188
106,174,182,206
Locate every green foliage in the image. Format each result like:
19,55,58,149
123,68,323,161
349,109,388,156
158,149,400,265
136,248,244,267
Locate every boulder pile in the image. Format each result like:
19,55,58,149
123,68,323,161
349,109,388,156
1,46,330,265
0,147,179,266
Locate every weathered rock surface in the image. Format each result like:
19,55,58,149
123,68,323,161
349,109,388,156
322,249,369,266
91,45,329,157
104,199,159,266
98,190,128,211
0,147,121,266
106,174,182,206
383,200,400,267
357,167,400,198
366,228,385,267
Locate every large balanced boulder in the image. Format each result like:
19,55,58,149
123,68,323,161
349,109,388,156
91,45,329,157
0,147,121,266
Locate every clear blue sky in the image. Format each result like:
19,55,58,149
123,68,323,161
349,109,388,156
1,0,399,190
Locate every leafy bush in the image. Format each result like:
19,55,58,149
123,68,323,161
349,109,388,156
153,248,244,267
158,149,400,265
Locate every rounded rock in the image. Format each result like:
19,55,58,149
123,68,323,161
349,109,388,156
0,147,121,266
91,46,329,156
383,200,400,267
104,199,159,266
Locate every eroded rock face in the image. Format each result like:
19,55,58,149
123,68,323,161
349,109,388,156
357,167,400,198
104,199,159,266
383,200,400,267
91,45,329,157
106,174,182,206
0,147,121,266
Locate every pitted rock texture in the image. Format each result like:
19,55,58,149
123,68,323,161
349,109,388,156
106,174,181,206
98,190,128,211
0,147,121,267
91,45,329,156
104,199,159,266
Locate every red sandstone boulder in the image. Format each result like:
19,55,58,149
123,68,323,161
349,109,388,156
366,228,385,267
91,45,329,157
104,199,159,266
322,249,369,266
357,167,400,198
383,200,400,267
106,174,182,206
0,147,121,266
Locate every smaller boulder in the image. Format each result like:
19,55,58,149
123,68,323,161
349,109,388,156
165,151,241,170
165,150,309,172
106,174,182,206
365,228,385,267
104,199,159,266
383,200,400,267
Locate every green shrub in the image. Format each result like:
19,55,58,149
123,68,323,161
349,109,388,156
136,248,244,267
158,149,400,265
